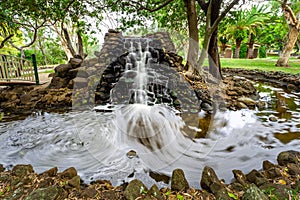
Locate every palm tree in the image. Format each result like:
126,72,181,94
225,8,266,58
246,6,269,59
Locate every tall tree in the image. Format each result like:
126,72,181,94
0,1,48,57
196,0,242,79
276,0,300,67
245,6,269,59
257,1,288,51
0,0,103,59
184,0,199,73
225,8,265,59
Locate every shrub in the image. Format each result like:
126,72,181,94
259,46,267,58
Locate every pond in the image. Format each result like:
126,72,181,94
0,81,299,188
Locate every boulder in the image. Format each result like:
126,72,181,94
55,64,72,78
171,169,189,191
0,164,4,172
148,184,164,200
69,58,83,67
201,166,231,200
262,160,276,170
25,186,66,200
40,167,58,177
48,77,69,89
287,163,300,176
83,187,98,198
60,167,77,179
232,169,247,186
246,169,268,187
12,164,34,177
277,150,300,166
20,93,32,104
68,175,81,189
241,184,268,200
237,97,256,107
124,179,148,200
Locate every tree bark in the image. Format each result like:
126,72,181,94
207,0,222,80
52,24,73,60
77,31,84,58
184,0,199,73
296,39,300,53
197,0,240,78
276,25,299,66
276,0,300,66
0,34,14,49
234,39,242,58
63,27,76,58
246,34,255,59
37,36,48,65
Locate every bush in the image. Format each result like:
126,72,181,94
239,43,247,58
231,44,247,58
259,46,267,58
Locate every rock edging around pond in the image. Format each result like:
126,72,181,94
0,150,299,199
222,68,300,92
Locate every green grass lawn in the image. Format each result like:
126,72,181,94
220,58,300,74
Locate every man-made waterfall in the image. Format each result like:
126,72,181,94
96,39,200,172
0,39,299,188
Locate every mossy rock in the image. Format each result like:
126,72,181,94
25,186,66,200
124,179,148,200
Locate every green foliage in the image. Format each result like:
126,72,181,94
0,0,103,59
0,112,4,122
259,46,267,58
239,43,248,58
228,192,238,200
176,194,184,200
257,3,288,50
165,190,171,196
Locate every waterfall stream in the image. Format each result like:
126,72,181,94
0,40,299,188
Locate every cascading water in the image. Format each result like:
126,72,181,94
102,38,199,171
1,38,299,188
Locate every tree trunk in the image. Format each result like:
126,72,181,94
63,27,76,59
296,39,300,52
220,43,226,57
197,0,222,79
208,30,221,79
207,0,222,79
246,34,255,59
184,0,199,73
37,37,48,65
197,0,241,75
276,0,300,66
276,25,299,66
77,31,84,59
234,39,242,58
52,24,73,60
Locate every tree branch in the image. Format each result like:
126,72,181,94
62,27,76,57
210,0,241,34
282,4,299,27
197,0,208,12
9,40,21,51
0,34,14,49
123,0,175,12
